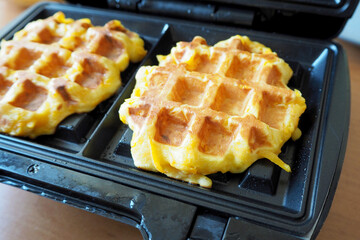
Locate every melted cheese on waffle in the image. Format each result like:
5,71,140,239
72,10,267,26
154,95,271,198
120,36,306,188
0,12,146,138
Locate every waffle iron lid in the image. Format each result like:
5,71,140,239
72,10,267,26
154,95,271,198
65,0,360,39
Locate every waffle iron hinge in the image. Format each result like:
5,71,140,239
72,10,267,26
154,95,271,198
107,0,255,26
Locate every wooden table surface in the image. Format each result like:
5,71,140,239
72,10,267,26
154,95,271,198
0,1,359,239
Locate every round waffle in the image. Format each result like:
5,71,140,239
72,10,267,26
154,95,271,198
120,36,306,188
0,12,147,138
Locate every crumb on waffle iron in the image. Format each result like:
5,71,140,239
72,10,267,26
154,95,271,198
0,12,147,138
120,35,306,188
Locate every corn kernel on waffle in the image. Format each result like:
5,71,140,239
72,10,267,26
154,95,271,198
0,12,146,138
120,36,306,188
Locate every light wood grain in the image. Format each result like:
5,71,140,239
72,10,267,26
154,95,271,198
0,0,26,29
0,184,142,240
0,2,359,240
316,40,360,240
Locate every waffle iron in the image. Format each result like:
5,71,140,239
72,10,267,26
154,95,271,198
0,1,357,239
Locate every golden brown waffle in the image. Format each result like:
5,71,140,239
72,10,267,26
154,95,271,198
119,35,306,188
0,12,146,138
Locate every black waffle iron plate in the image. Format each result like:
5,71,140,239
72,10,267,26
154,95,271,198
0,2,351,240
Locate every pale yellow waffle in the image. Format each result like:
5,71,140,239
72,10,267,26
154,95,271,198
0,12,146,138
119,36,306,188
